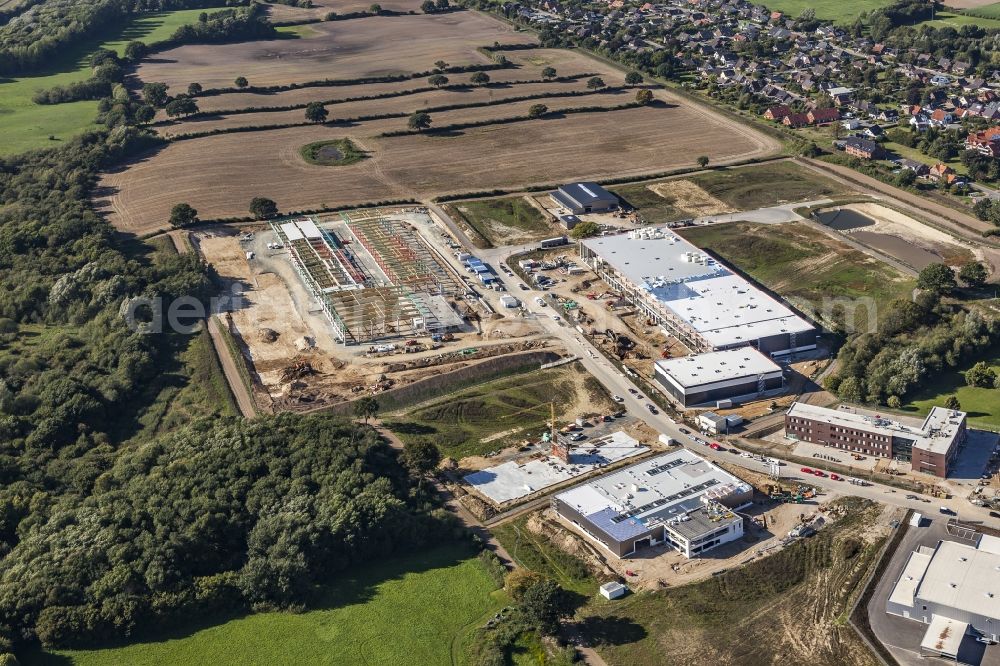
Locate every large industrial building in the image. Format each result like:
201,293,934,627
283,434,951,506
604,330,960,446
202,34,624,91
271,211,465,344
654,347,785,408
550,182,619,214
553,449,753,558
785,403,967,478
887,536,1000,656
579,228,816,357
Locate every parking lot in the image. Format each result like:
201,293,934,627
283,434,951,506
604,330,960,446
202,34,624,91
868,517,1000,666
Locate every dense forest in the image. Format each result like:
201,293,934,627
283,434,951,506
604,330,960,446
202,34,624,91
0,57,455,659
0,414,453,649
825,294,1000,405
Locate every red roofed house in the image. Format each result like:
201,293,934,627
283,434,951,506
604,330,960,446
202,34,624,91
808,107,841,125
783,113,810,128
965,128,1000,157
764,105,792,121
928,163,957,184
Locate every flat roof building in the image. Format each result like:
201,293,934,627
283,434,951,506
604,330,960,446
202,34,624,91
551,182,619,214
785,402,967,477
654,347,785,408
579,228,816,356
553,449,752,558
887,537,1000,649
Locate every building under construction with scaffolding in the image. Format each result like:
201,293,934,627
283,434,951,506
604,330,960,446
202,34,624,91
270,210,465,344
553,448,753,558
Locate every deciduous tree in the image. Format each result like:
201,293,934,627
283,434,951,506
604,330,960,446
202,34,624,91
249,197,278,220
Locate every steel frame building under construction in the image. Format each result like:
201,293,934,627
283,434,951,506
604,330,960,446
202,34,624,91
270,210,464,344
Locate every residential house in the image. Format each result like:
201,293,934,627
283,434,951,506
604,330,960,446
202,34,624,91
898,158,929,176
928,163,957,184
844,137,884,159
808,107,840,124
783,112,810,128
764,104,792,121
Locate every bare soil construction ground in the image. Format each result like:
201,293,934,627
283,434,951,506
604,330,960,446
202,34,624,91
194,220,558,413
825,202,978,268
647,179,737,217
134,12,534,92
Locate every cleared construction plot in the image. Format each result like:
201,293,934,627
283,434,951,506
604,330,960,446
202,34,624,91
463,431,648,505
679,221,916,332
134,11,535,92
449,195,553,247
612,160,846,222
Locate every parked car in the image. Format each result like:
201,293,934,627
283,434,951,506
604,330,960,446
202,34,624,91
627,388,638,395
612,395,624,403
709,443,722,451
939,507,955,515
813,470,826,477
679,428,690,435
830,474,841,481
646,403,657,414
800,467,813,474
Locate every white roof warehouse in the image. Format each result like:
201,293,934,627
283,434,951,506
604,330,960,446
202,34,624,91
654,347,785,408
579,228,815,356
887,536,1000,649
552,449,753,558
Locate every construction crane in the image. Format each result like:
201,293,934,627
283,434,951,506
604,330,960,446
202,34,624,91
501,401,557,443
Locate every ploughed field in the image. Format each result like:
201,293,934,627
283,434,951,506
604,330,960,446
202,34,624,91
99,12,780,234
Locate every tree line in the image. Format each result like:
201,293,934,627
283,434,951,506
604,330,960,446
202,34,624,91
0,0,250,76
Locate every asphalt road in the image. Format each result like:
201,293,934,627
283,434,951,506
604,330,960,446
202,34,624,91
453,225,1000,531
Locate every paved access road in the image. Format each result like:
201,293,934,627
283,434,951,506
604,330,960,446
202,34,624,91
445,218,1000,531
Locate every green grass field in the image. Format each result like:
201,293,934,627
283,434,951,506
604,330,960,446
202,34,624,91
902,347,1000,428
612,162,846,223
0,7,222,156
30,545,504,666
680,221,915,331
492,516,597,597
385,363,613,459
921,10,1000,28
687,161,846,210
455,196,552,247
961,1,1000,18
758,0,893,23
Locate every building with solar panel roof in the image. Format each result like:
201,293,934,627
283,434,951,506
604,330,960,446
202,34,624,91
552,449,752,558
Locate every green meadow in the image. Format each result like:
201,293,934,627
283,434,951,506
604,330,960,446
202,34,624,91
0,7,220,156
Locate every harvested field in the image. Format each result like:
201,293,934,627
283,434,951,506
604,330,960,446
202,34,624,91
174,69,598,116
265,0,423,22
100,99,778,233
159,87,635,136
134,11,536,93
